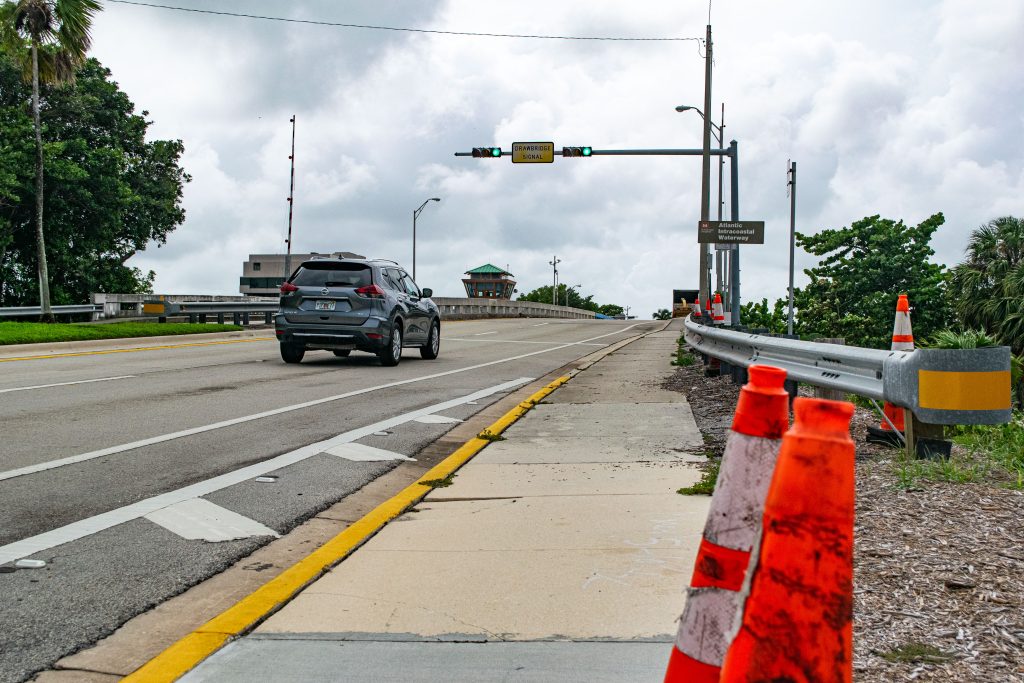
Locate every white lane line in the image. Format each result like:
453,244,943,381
413,415,463,425
447,338,604,346
0,378,531,565
324,443,415,462
473,331,498,336
0,323,642,483
0,375,135,394
532,323,549,327
144,499,279,542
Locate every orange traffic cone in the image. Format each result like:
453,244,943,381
693,297,703,319
712,292,725,325
869,294,913,444
665,365,790,683
720,397,856,683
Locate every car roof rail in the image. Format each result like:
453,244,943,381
371,259,400,266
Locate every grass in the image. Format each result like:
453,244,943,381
878,642,953,664
949,415,1024,488
477,429,506,442
419,473,457,488
677,456,721,496
672,335,696,366
0,321,243,345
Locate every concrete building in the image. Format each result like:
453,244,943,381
462,264,517,299
240,252,365,296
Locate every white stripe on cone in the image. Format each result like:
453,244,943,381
704,433,781,548
892,309,914,351
676,587,739,663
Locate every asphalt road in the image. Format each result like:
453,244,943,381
0,317,658,683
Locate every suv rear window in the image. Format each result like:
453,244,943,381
291,262,372,288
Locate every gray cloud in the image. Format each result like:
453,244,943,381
86,0,1024,317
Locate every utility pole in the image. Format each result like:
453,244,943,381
284,115,296,282
698,24,713,309
787,160,796,335
549,256,561,305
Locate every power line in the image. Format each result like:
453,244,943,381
107,0,701,42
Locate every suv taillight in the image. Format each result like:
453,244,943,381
355,284,385,299
280,282,298,293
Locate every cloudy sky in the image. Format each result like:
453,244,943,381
90,0,1023,318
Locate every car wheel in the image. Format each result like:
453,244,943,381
378,322,402,367
420,319,440,360
280,343,305,364
332,349,351,357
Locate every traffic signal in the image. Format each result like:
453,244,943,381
562,146,592,157
472,147,502,158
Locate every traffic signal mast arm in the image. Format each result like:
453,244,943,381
455,147,731,157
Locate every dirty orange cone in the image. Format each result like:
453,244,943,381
712,292,725,325
720,397,856,683
869,294,913,444
665,365,790,683
693,297,703,319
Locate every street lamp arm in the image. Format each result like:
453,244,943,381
674,105,724,140
413,196,441,219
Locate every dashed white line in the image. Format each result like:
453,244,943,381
0,378,532,565
447,338,604,346
0,375,135,394
144,499,279,543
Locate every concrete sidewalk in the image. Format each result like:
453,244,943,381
181,322,710,682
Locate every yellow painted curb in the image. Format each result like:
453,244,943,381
0,337,273,362
122,375,571,682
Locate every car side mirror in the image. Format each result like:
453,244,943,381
421,288,433,298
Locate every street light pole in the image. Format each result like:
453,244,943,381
675,102,725,310
549,256,561,306
412,197,441,281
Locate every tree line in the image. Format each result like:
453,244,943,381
0,0,189,313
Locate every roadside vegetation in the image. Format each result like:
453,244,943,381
0,321,242,345
517,284,624,316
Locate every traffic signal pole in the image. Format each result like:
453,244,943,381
456,138,743,322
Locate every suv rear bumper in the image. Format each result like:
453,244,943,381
274,315,390,352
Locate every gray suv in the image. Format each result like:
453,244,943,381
274,258,440,366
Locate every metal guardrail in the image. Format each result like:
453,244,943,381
0,304,102,318
683,315,1012,426
141,299,276,324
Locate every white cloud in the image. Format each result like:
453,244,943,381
84,0,1024,316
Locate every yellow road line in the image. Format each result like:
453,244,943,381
0,337,274,363
122,375,571,682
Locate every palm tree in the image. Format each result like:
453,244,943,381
0,0,100,321
949,216,1024,353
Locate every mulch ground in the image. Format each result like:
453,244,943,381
663,356,1024,682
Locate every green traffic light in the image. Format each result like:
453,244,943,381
491,148,501,157
582,147,592,156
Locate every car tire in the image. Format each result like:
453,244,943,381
332,350,351,357
280,343,305,364
420,319,440,360
378,321,402,367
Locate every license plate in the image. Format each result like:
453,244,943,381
315,300,336,311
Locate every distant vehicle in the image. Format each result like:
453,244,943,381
274,258,440,366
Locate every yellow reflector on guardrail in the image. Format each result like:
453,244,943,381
918,370,1010,411
143,303,165,314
